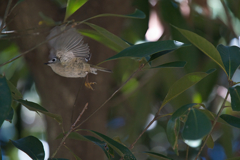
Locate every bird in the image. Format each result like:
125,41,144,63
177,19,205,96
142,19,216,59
45,25,112,89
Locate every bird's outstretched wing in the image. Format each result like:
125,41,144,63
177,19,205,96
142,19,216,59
47,26,91,61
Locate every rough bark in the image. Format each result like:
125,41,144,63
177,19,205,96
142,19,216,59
6,0,132,159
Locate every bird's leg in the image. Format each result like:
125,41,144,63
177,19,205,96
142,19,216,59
85,74,96,90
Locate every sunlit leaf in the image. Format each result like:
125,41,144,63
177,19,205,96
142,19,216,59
151,61,186,69
144,151,173,160
220,114,240,128
173,26,227,75
6,80,22,100
182,108,212,140
0,76,12,128
84,130,136,160
83,22,130,50
11,136,45,160
217,44,240,79
79,29,122,52
65,0,88,21
105,40,190,61
17,99,62,124
229,86,240,111
160,69,215,108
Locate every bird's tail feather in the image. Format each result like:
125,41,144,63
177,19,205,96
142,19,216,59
90,65,112,73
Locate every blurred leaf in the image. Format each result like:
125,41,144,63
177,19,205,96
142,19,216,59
84,130,136,160
10,136,45,160
6,80,22,100
39,12,56,26
86,9,146,20
64,145,82,160
17,99,62,124
65,0,88,21
229,86,240,111
144,151,173,160
160,69,215,108
173,26,227,75
220,114,240,128
57,132,112,159
105,40,190,61
151,61,186,69
0,76,12,128
226,157,240,160
217,44,240,79
182,108,212,140
83,22,130,50
79,29,122,52
5,107,14,123
198,109,227,124
166,118,180,155
203,135,214,149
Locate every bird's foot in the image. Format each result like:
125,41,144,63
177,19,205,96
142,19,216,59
85,81,97,90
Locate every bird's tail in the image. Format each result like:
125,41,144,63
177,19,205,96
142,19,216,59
90,65,112,73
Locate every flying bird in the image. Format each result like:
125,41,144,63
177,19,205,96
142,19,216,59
45,25,111,89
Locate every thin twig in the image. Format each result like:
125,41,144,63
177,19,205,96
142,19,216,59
186,145,189,160
73,64,145,130
194,91,230,160
129,116,156,150
0,0,12,32
51,103,88,158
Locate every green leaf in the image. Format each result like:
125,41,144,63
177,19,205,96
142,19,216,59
217,44,240,79
105,40,190,61
148,50,175,62
220,114,240,128
56,132,112,159
226,157,240,160
160,69,215,108
151,61,186,69
144,151,173,160
166,118,180,155
64,145,82,160
11,136,45,160
84,9,146,21
79,29,122,52
83,130,136,160
198,109,227,124
173,26,227,75
83,22,130,50
229,86,240,111
0,76,12,128
203,135,214,149
17,99,62,124
6,80,22,100
5,107,14,123
182,108,212,140
39,12,56,26
65,0,88,21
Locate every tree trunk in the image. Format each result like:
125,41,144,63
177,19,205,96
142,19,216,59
6,0,132,159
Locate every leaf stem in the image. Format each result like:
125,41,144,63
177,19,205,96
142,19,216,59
51,103,88,158
194,91,229,160
0,0,12,32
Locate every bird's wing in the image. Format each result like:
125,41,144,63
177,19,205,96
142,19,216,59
47,26,91,61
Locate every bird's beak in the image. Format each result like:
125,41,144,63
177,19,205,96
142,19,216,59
44,62,49,65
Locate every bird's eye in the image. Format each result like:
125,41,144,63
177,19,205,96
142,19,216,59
52,58,56,62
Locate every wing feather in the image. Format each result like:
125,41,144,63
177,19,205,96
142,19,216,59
47,26,91,61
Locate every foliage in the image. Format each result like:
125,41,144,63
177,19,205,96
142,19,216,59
1,0,240,160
